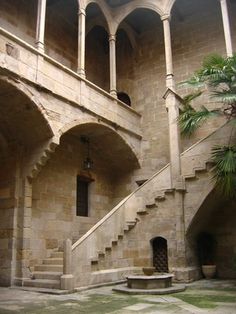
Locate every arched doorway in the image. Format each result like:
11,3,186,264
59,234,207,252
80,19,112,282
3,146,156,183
152,237,169,273
0,78,53,286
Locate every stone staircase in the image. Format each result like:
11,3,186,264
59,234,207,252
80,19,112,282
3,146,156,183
23,250,63,290
22,123,233,291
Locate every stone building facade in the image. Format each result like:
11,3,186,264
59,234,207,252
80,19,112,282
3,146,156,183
0,0,235,290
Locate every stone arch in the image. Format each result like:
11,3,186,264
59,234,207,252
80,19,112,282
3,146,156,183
0,77,55,286
59,117,140,169
118,22,138,51
0,76,54,144
84,0,113,34
113,0,164,34
86,17,109,36
186,185,220,237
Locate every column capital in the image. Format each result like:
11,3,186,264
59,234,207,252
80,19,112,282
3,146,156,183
109,34,116,42
161,14,171,22
78,8,86,16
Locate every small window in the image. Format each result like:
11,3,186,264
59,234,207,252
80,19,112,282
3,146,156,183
76,176,91,217
117,92,131,107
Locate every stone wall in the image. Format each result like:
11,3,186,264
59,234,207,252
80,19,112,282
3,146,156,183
45,0,78,71
0,145,17,286
0,0,37,46
209,201,236,279
31,133,130,264
86,26,110,92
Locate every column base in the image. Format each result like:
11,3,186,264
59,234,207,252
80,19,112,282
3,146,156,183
110,90,117,98
77,69,86,78
35,41,45,54
60,274,74,291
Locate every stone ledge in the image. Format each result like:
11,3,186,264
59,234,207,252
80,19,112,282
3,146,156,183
112,283,186,295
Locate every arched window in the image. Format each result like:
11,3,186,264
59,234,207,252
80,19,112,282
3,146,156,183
117,92,131,106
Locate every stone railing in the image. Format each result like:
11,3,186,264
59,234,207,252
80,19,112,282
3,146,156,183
0,28,142,141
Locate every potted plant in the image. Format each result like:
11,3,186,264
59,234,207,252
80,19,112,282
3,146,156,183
197,232,217,279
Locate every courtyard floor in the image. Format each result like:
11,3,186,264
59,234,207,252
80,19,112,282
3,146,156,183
0,280,236,314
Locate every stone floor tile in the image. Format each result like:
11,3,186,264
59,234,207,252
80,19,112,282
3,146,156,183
123,303,153,311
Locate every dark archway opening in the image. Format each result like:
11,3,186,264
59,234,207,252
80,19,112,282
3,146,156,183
152,237,169,273
197,232,217,266
117,92,131,106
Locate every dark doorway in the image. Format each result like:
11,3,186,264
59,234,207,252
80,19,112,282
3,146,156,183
152,237,168,272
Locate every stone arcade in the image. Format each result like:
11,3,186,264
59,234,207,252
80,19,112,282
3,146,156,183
0,0,235,291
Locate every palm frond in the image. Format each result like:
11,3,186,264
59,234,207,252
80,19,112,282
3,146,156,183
178,105,219,137
211,145,236,198
212,91,236,105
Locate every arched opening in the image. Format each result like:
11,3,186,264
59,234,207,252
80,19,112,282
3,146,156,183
0,78,52,286
116,8,169,174
45,0,78,71
116,28,134,103
0,0,37,46
117,91,131,106
31,122,139,266
151,237,169,273
86,4,110,91
187,189,236,279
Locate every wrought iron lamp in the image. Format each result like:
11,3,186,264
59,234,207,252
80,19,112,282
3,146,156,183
81,136,93,170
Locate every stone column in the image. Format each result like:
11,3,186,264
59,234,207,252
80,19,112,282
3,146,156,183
78,8,86,78
161,14,182,188
109,34,117,97
15,177,33,285
219,0,233,57
36,0,47,53
161,15,192,281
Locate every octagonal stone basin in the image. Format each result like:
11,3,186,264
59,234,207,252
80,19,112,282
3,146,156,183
127,273,174,290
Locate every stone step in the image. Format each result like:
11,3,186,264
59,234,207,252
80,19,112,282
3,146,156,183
126,220,137,230
51,251,63,258
23,279,60,289
33,271,62,280
43,258,63,265
98,251,105,258
155,195,165,202
11,286,69,295
34,264,63,272
146,203,157,209
137,209,148,215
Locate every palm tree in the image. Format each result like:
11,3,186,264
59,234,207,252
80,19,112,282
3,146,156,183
178,54,236,198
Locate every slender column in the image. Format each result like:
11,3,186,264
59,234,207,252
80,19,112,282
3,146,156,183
36,0,47,53
219,0,233,57
109,34,117,97
78,8,86,78
161,14,181,187
162,15,188,278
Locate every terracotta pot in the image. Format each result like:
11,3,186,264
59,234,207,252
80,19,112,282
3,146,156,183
142,267,156,276
202,265,216,279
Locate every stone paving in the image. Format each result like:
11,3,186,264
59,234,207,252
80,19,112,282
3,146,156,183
0,280,236,314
